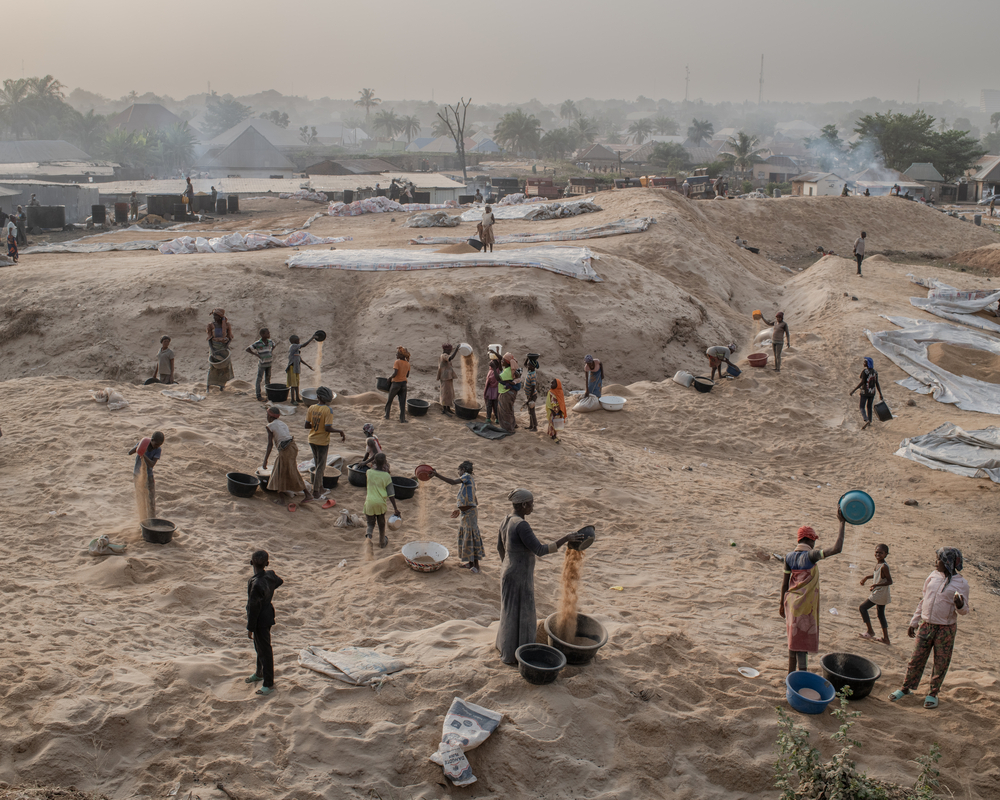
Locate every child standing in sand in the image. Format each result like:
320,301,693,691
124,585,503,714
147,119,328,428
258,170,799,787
152,336,174,385
286,334,313,404
245,549,283,696
779,510,846,673
858,543,892,644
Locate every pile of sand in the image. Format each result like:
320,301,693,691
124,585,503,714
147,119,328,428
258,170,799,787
947,243,1000,273
927,342,1000,383
436,242,479,254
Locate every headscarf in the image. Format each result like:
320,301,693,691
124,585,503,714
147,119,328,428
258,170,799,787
584,354,594,365
864,357,874,370
775,311,784,321
363,423,375,436
797,525,818,542
397,347,410,360
550,378,567,417
936,547,963,590
507,488,533,505
316,386,333,403
442,344,453,353
212,308,225,319
267,407,280,420
728,342,737,352
502,352,518,371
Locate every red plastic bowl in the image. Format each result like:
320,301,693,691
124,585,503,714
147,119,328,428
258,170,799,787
747,353,768,368
414,464,434,481
137,437,152,456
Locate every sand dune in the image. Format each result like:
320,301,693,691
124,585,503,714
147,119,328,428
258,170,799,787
1,192,999,799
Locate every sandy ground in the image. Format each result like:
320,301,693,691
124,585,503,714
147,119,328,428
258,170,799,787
1,191,999,799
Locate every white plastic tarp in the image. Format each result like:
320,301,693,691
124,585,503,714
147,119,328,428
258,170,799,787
908,275,1000,333
158,231,351,254
410,217,653,245
404,211,462,228
866,317,1000,414
287,246,602,281
459,198,602,222
895,422,1000,482
23,240,164,253
328,197,458,217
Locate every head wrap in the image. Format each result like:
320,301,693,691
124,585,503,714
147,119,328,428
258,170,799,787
212,308,225,318
397,346,410,360
550,378,567,418
864,357,873,370
363,423,375,436
797,526,818,542
775,311,784,320
442,344,453,353
936,547,963,590
584,354,594,364
316,386,333,403
728,342,737,352
502,353,513,364
507,488,534,505
267,407,280,419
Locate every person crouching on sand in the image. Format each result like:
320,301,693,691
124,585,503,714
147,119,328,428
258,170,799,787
246,549,283,696
262,407,307,497
779,510,846,674
430,461,484,573
705,343,736,381
858,542,892,644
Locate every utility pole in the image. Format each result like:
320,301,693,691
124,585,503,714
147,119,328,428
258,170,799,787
758,55,764,105
916,79,920,105
684,66,690,103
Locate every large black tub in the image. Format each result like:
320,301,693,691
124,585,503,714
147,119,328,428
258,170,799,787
454,401,481,421
227,472,260,498
820,653,881,700
348,463,369,488
406,398,430,417
515,643,566,685
391,476,418,500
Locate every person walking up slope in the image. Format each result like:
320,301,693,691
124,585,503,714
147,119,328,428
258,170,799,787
850,356,883,429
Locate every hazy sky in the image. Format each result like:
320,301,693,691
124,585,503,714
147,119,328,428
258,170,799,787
7,0,997,108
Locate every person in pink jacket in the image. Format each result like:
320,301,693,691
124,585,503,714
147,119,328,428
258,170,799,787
889,547,970,709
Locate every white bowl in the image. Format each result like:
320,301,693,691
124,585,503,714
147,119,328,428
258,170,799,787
599,395,627,411
401,541,449,572
457,342,473,357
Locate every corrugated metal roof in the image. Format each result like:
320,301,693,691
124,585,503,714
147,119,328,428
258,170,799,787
108,103,190,135
0,140,96,163
205,119,304,149
903,163,945,182
0,162,116,178
95,172,466,196
972,155,1000,182
195,128,296,171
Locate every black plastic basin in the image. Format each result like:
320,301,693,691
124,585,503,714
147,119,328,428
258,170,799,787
265,383,289,402
376,376,391,392
391,476,418,500
454,400,481,420
406,398,430,416
515,643,566,685
140,518,175,544
821,653,882,700
227,472,260,498
348,463,368,487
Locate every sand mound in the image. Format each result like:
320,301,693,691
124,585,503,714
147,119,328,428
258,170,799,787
948,243,1000,273
927,342,1000,383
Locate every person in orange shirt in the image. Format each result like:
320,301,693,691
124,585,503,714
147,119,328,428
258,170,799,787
384,346,411,423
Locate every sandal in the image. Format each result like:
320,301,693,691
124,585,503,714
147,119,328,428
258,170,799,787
858,632,876,640
255,686,274,696
888,689,911,702
245,673,261,683
923,696,938,709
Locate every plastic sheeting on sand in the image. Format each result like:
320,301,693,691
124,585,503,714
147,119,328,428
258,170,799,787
459,198,601,222
328,196,458,217
286,246,602,282
410,217,653,245
404,211,462,228
895,422,1000,482
866,317,1000,414
158,231,351,254
279,189,328,203
908,275,1000,333
23,240,164,254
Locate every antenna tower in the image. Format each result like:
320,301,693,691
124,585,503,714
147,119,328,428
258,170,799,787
758,55,764,105
684,66,690,103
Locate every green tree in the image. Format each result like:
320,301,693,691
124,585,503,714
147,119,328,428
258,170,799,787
719,131,765,179
560,99,579,120
991,111,1000,132
819,123,842,148
28,74,65,103
852,109,935,171
983,130,1000,156
627,118,654,145
652,115,678,135
0,78,36,139
431,115,452,137
259,110,290,128
203,94,253,137
540,128,577,159
355,88,381,121
399,114,422,144
299,125,318,145
158,122,197,171
929,129,986,180
572,115,598,144
494,109,542,155
649,142,691,171
71,109,108,155
372,108,401,140
103,128,155,173
687,118,714,146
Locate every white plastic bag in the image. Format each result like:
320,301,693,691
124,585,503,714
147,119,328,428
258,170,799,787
573,395,601,413
429,698,502,786
672,370,694,387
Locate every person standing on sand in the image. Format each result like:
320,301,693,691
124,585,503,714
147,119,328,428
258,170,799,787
858,543,892,644
285,334,314,405
849,356,883,429
480,205,496,252
5,214,18,263
129,191,139,222
152,336,174,384
128,432,164,517
430,461,484,573
779,510,846,674
546,378,567,443
246,327,276,402
384,346,411,423
437,343,459,414
583,354,604,398
497,353,520,433
496,489,586,664
990,196,996,218
206,308,234,392
364,452,400,549
854,231,867,276
889,548,970,709
760,312,790,372
523,353,540,431
484,354,501,424
305,387,344,500
262,408,307,497
706,343,736,381
245,549,283,696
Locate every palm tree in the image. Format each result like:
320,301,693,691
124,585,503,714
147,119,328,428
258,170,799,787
627,118,654,145
399,114,422,144
0,78,36,139
103,128,155,173
493,109,542,155
28,75,65,102
652,115,678,135
572,115,598,144
720,131,765,179
431,115,452,138
687,118,714,146
72,109,108,155
372,108,401,140
158,122,197,171
355,88,381,121
540,128,577,159
560,99,579,120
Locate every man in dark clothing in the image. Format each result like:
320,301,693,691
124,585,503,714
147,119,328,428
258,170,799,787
246,550,284,696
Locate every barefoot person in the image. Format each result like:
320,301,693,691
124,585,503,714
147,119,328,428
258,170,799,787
496,488,586,665
545,378,567,443
858,543,892,644
497,353,520,433
437,343,459,414
262,408,307,497
849,357,883,429
128,432,164,517
206,308,235,392
358,423,384,468
304,387,345,500
583,354,604,398
705,343,736,382
430,461,484,573
779,510,846,673
523,353,540,431
760,311,790,372
245,550,283,696
152,336,174,385
480,205,496,252
484,353,501,424
246,327,276,402
285,334,314,405
889,548,970,709
384,346,411,423
364,453,400,549
854,231,867,276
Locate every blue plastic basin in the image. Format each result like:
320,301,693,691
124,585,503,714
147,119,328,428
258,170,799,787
839,490,874,525
786,670,836,714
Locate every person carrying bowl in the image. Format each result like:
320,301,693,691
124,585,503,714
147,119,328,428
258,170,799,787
429,461,483,574
779,510,846,674
889,548,970,709
437,343,459,414
206,308,235,392
760,311,790,372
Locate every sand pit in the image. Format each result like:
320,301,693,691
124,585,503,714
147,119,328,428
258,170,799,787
2,193,999,800
927,342,1000,383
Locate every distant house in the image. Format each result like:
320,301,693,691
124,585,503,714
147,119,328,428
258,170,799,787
774,120,822,140
0,140,115,182
193,127,296,178
621,136,687,165
970,155,1000,201
204,119,304,151
902,162,953,201
577,143,620,172
305,158,399,176
790,172,850,196
754,155,800,184
108,103,191,136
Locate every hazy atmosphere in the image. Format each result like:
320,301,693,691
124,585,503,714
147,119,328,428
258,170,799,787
10,0,998,104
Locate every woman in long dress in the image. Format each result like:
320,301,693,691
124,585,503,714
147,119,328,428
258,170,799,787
437,343,459,414
262,408,307,494
497,353,519,433
430,461,484,573
495,488,585,665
